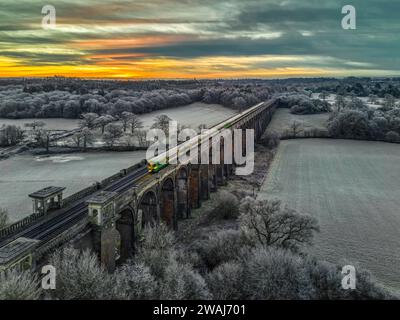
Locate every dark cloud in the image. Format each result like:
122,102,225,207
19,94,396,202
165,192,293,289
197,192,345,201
0,0,399,75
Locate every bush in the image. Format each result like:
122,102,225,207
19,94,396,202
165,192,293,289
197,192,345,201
0,269,41,300
385,131,400,143
48,247,118,300
240,247,313,299
209,191,239,220
136,223,175,279
159,257,211,300
114,262,157,299
263,131,280,149
194,229,249,270
206,262,244,299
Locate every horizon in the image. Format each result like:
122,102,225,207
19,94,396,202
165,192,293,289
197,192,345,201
0,0,399,79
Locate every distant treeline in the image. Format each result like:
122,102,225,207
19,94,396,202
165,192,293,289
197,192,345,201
0,78,282,119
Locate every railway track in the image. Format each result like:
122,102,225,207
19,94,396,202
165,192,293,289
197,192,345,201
0,166,149,249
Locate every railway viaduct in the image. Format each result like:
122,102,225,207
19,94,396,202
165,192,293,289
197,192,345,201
0,99,278,272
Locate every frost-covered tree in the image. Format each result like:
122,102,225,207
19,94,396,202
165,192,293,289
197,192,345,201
239,197,319,251
0,269,41,300
48,247,117,300
114,262,157,300
103,123,123,147
79,113,99,129
95,115,114,134
151,114,172,136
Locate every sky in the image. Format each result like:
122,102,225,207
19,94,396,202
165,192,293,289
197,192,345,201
0,0,399,79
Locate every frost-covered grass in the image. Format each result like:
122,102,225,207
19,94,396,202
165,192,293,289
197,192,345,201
259,138,400,291
265,108,329,137
0,118,81,130
0,151,146,222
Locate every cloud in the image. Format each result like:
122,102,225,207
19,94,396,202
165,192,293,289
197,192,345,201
0,0,399,78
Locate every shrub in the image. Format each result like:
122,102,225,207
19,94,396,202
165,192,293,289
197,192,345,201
240,247,313,299
136,223,175,279
0,269,41,300
159,257,211,300
206,262,244,299
209,191,239,220
263,131,280,149
304,257,395,300
48,247,117,300
194,229,249,270
385,131,400,143
114,262,157,299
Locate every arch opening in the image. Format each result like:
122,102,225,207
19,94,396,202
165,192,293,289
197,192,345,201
139,191,158,228
116,207,135,264
177,168,189,219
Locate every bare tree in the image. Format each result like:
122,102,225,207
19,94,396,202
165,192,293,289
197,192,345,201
129,114,143,134
334,95,346,112
288,120,303,138
120,111,133,132
151,114,172,136
81,127,94,150
103,123,123,147
33,128,52,152
0,125,25,147
134,129,148,148
239,197,319,251
24,120,45,131
95,115,114,134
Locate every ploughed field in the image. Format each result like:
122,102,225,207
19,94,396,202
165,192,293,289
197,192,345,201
259,138,400,290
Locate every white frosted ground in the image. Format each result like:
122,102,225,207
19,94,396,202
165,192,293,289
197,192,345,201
259,138,400,291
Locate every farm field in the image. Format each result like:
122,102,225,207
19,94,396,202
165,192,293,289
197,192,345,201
0,102,236,131
265,108,329,136
259,138,400,290
0,151,146,222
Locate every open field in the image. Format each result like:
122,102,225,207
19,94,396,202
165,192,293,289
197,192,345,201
0,118,81,130
0,102,235,131
259,138,400,290
0,151,146,222
265,108,329,137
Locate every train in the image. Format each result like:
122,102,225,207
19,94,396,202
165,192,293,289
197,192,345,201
146,102,265,173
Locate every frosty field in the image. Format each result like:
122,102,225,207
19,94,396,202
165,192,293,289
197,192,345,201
259,139,400,290
265,108,329,136
0,102,236,131
0,151,146,222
